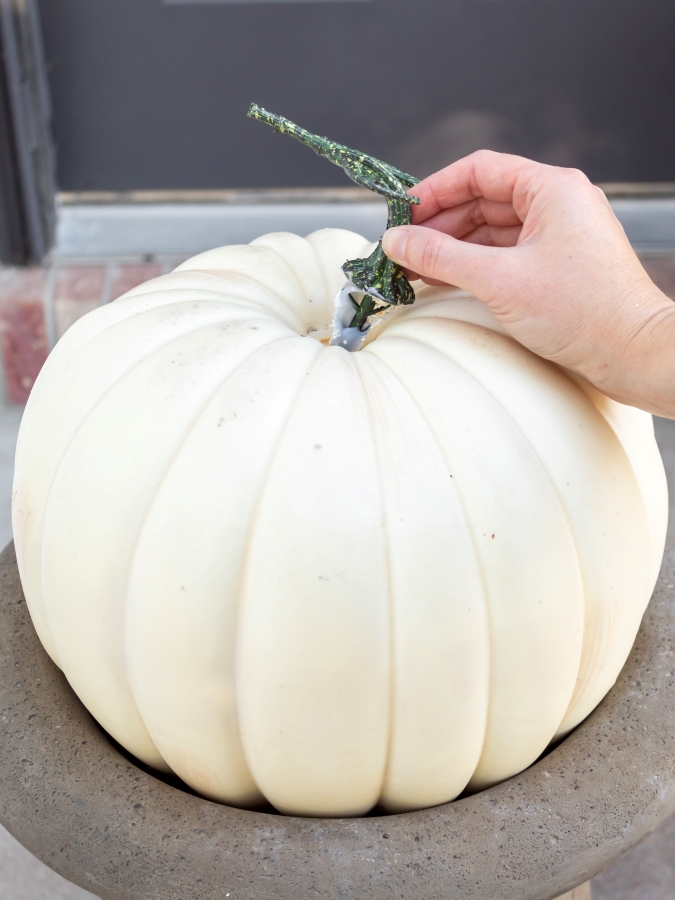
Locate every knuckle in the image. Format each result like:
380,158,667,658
469,148,497,169
471,148,495,162
418,232,444,275
563,167,591,187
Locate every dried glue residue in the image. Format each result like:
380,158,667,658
329,282,370,352
329,282,397,352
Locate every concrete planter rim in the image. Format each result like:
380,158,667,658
0,539,674,900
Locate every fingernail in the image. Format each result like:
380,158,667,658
382,226,410,263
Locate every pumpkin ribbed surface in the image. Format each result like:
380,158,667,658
12,229,668,817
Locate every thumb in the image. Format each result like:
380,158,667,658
382,225,509,298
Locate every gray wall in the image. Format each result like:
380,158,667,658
38,0,675,191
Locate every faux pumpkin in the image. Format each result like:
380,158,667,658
13,229,668,817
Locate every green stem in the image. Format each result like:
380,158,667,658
248,104,419,331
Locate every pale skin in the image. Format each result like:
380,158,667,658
381,150,675,420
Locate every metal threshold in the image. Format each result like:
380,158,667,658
52,185,675,261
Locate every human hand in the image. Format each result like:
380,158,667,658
382,151,675,419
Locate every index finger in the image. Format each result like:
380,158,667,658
410,149,545,224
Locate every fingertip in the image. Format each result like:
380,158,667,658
382,226,411,264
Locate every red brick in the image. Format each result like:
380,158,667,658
53,266,106,339
0,269,50,403
108,264,162,302
53,266,106,303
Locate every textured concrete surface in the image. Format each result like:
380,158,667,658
0,414,672,900
653,416,675,535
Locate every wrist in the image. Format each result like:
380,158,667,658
589,290,675,418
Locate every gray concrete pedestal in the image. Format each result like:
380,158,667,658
0,536,673,900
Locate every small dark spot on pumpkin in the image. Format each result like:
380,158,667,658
491,534,495,539
314,444,322,450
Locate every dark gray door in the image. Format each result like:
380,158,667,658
38,0,675,191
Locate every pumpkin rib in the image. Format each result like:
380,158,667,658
29,303,282,532
368,332,585,791
561,371,668,595
123,335,323,805
251,237,312,296
377,325,586,719
16,303,277,668
304,233,332,321
50,285,292,370
236,342,386,814
122,332,309,799
434,322,651,739
249,234,317,305
348,351,396,809
231,341,325,796
175,245,313,325
383,319,652,743
236,347,391,816
359,345,491,799
37,321,293,772
304,230,374,293
113,284,303,335
28,294,290,415
365,289,508,348
352,349,490,811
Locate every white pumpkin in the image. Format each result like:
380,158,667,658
12,229,668,817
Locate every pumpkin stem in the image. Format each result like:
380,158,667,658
248,104,420,333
